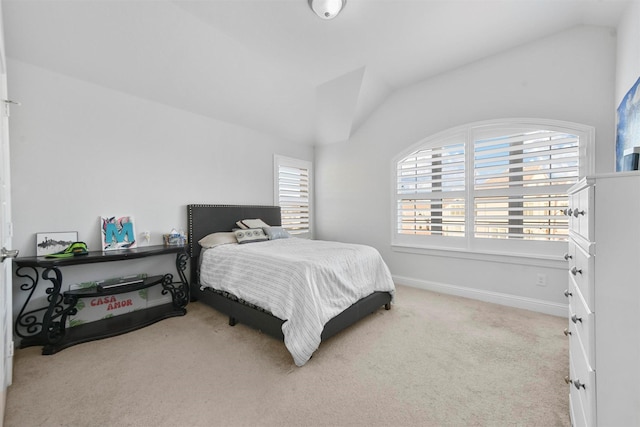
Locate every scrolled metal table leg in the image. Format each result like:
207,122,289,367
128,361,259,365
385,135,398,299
40,267,67,346
175,251,190,304
161,274,188,311
14,266,47,346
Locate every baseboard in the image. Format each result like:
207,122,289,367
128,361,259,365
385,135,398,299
392,275,568,317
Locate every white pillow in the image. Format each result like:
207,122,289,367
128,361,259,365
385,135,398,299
198,232,237,248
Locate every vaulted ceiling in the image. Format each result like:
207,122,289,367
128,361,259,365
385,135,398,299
2,0,630,145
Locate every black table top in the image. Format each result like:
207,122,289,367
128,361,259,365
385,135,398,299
15,245,187,268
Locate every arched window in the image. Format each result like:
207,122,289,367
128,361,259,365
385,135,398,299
393,119,594,257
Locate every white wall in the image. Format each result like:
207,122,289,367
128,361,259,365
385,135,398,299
315,26,617,315
8,59,312,314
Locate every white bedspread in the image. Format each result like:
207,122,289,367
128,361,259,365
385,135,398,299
199,238,395,366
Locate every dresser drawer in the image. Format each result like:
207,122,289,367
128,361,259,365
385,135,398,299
569,392,588,427
568,284,595,367
569,344,596,427
568,185,593,242
568,241,594,310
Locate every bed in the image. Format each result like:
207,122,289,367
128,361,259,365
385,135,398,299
187,204,395,366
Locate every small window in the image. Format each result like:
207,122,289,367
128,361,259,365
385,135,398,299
393,119,594,256
274,155,312,237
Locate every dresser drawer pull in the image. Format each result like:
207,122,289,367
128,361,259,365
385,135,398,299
565,208,573,216
563,328,571,336
571,314,582,324
570,267,582,276
564,376,586,390
573,209,585,218
564,253,573,261
564,290,572,298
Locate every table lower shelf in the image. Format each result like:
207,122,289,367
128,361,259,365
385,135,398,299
39,303,186,355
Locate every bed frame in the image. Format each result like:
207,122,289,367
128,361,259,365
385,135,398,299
186,204,392,342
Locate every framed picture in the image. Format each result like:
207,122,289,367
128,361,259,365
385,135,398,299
615,76,640,171
100,215,137,251
36,231,78,256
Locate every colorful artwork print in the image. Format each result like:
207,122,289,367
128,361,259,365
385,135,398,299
36,231,78,256
100,215,137,251
616,76,640,171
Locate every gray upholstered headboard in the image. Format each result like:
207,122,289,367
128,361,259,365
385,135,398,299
186,204,282,285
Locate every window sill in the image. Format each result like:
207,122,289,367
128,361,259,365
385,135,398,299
391,243,567,269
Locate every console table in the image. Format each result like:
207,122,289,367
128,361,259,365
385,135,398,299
14,245,189,355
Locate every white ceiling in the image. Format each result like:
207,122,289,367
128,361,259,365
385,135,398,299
2,0,630,146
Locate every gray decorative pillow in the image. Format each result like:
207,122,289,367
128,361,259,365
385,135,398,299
234,228,268,244
263,226,290,240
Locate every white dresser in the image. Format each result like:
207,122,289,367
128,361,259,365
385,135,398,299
566,173,640,427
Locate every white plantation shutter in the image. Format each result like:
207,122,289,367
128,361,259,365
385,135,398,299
396,139,465,237
473,129,579,241
393,120,592,254
275,156,312,236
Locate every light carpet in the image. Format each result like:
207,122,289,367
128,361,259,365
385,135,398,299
5,285,569,426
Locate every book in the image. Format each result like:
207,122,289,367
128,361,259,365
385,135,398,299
97,275,145,292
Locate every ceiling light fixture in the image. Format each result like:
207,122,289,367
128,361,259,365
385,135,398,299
308,0,346,20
